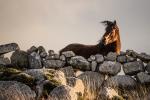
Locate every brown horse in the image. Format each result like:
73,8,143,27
60,20,121,59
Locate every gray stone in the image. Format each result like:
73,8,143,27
90,55,96,61
126,56,136,62
60,66,75,77
60,55,66,61
146,62,150,73
11,50,29,69
28,52,42,69
61,51,75,58
137,53,150,62
99,61,121,75
53,54,60,60
49,85,78,100
123,61,144,75
40,51,47,58
105,75,137,89
119,51,126,56
136,72,150,84
48,50,55,56
0,43,19,54
69,56,90,71
27,46,38,54
0,57,11,66
95,54,104,63
44,60,65,68
38,46,46,54
117,55,127,63
91,61,97,71
0,81,36,100
105,52,117,61
126,49,139,58
78,71,105,100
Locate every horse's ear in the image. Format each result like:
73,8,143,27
114,20,117,25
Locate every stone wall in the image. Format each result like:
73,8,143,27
0,43,150,100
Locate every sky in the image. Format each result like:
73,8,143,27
0,0,150,54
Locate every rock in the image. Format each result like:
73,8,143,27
146,62,150,73
69,56,90,71
117,55,127,63
99,61,121,75
27,46,38,54
123,61,144,75
136,72,150,84
0,57,11,66
67,77,85,98
28,52,42,69
91,61,97,71
53,54,60,60
48,50,55,56
95,54,104,63
49,85,77,100
0,43,19,54
38,46,46,54
78,71,105,100
61,51,75,58
0,81,36,100
137,53,150,62
44,60,65,69
126,49,139,58
126,56,136,62
60,55,66,61
105,75,137,89
90,55,96,61
40,51,47,58
60,66,75,77
11,50,29,69
105,52,117,61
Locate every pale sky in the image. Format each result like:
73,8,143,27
0,0,150,54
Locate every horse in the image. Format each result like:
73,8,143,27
60,20,121,59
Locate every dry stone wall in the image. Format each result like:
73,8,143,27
0,43,150,100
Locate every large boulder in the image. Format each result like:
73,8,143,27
11,50,29,69
99,61,121,75
0,43,19,55
49,85,78,100
123,61,144,75
69,56,90,71
28,52,42,69
0,81,36,100
78,71,105,100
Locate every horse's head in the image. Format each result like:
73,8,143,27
102,20,119,45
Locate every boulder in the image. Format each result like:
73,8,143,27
49,85,77,100
0,43,19,55
11,50,29,69
95,54,104,63
60,66,75,77
136,72,150,84
61,51,75,58
105,52,117,61
28,52,42,69
0,81,36,100
123,61,144,75
78,71,105,100
44,60,65,69
69,56,90,71
99,61,121,75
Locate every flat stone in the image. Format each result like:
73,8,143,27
69,56,90,71
99,61,121,75
117,55,127,63
0,43,19,55
11,50,29,69
44,60,65,68
28,52,42,69
136,72,150,84
95,54,104,63
91,61,97,71
146,62,150,73
78,71,105,100
105,52,117,61
105,75,137,89
61,51,75,58
123,61,144,75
